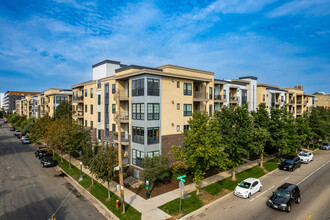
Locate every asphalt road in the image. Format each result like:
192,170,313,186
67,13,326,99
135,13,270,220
186,148,330,220
0,119,106,220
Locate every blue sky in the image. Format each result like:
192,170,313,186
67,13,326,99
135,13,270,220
0,0,329,94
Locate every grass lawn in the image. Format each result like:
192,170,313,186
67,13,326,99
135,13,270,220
53,154,141,220
159,158,281,217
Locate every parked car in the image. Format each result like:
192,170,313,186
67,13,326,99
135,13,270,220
40,156,57,168
14,130,22,136
279,156,302,172
10,127,15,131
21,137,31,144
4,120,7,123
298,151,313,163
234,178,262,198
17,133,23,139
320,143,330,150
266,183,300,212
35,150,50,158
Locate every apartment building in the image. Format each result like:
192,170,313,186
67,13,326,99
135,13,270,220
257,84,287,112
282,85,314,117
3,91,40,114
16,95,40,118
0,93,4,110
71,60,257,178
313,93,330,109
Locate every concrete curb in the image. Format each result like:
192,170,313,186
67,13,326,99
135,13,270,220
54,166,119,220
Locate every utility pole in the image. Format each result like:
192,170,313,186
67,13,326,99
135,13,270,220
116,89,125,213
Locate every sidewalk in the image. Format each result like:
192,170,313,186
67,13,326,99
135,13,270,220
58,152,276,220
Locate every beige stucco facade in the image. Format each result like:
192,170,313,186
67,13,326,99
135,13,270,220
313,93,330,109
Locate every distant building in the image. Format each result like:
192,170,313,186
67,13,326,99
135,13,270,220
0,93,4,110
313,92,330,109
3,91,40,114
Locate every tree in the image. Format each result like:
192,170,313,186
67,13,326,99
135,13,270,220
296,116,314,148
0,111,4,118
282,107,300,153
171,112,227,192
141,155,171,190
308,107,330,143
22,117,37,135
82,141,99,185
269,107,287,158
29,114,53,144
93,145,118,200
54,101,72,119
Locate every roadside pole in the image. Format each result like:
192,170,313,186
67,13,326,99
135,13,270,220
177,175,186,212
116,89,125,213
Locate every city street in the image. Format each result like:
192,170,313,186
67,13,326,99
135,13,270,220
0,119,106,220
186,148,330,220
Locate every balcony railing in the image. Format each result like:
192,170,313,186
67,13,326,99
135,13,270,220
296,110,302,114
290,100,295,104
113,112,129,122
113,90,129,100
193,91,208,99
74,112,84,116
229,96,239,102
113,133,129,143
73,96,84,102
297,100,302,104
214,95,227,101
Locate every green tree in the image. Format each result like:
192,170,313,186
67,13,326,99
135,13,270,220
0,111,4,118
93,145,118,199
296,116,314,149
22,117,37,135
54,101,72,119
29,114,53,144
171,112,227,191
82,141,99,185
308,107,330,143
269,107,287,157
282,107,300,153
141,155,171,190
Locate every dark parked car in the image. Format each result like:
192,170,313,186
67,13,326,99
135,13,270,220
320,143,330,150
40,156,57,168
279,156,302,172
17,133,23,139
266,183,300,212
35,150,50,158
4,120,7,123
10,127,15,131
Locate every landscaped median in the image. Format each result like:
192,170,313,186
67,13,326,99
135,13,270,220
159,159,279,219
52,154,141,220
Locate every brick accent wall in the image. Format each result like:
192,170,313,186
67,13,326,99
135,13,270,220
161,134,183,160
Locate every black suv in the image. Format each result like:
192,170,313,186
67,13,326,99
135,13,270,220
279,156,302,172
40,156,57,168
267,183,300,212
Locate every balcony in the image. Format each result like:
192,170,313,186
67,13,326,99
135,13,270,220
296,110,302,115
229,96,239,103
113,133,129,145
73,96,84,103
73,111,84,118
289,100,295,105
296,100,302,105
113,90,129,101
193,91,208,101
214,95,226,102
113,112,129,123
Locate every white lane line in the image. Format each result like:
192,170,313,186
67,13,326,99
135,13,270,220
297,160,330,185
250,198,255,202
281,176,289,182
256,185,275,198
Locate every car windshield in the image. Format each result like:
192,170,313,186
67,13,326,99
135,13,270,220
238,181,251,189
299,152,308,157
282,159,294,164
274,189,290,199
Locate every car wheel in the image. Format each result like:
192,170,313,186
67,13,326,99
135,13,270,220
286,205,291,212
248,193,251,198
296,196,301,204
259,186,262,192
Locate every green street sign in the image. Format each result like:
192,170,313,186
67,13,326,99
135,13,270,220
177,174,186,180
180,179,186,183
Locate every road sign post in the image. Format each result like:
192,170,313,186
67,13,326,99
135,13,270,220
179,180,185,211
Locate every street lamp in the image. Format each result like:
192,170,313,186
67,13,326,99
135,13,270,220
79,162,83,181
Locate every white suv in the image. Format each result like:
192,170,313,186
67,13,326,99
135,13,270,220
298,151,313,163
234,178,262,198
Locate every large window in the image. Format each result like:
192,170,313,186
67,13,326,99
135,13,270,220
209,87,212,99
85,89,87,97
184,104,192,116
55,96,68,104
90,104,93,114
112,104,116,114
147,103,159,120
147,151,159,158
97,79,101,88
112,84,116,94
132,127,144,144
98,95,101,105
184,83,192,96
98,112,101,122
132,149,144,167
132,79,144,96
90,88,93,98
147,127,159,144
132,103,144,120
147,79,159,96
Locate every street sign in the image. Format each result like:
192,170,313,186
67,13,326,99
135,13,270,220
177,174,186,180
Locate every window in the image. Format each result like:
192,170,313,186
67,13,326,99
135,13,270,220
112,124,116,132
105,123,109,137
209,105,212,115
112,84,116,94
147,79,159,96
184,125,190,130
85,120,87,127
184,83,192,95
147,127,159,144
90,121,93,129
177,125,180,132
209,87,213,99
132,79,144,96
85,105,87,113
184,104,192,116
98,129,101,140
263,94,265,102
133,127,144,144
98,95,101,105
90,105,93,114
147,151,159,158
132,103,144,120
132,149,144,167
90,88,93,98
104,83,109,100
112,104,116,114
177,81,180,88
223,90,227,99
55,96,68,104
105,104,109,114
85,89,87,97
177,103,180,110
98,112,101,122
147,103,159,120
97,79,101,88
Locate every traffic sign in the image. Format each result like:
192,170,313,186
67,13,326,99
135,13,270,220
177,174,186,180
